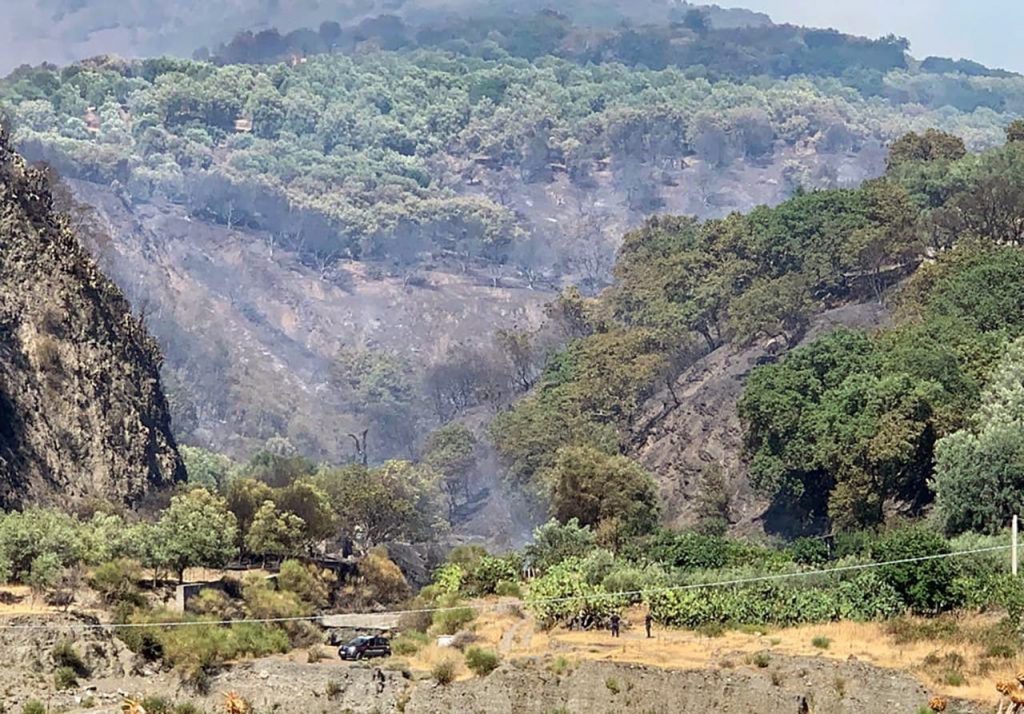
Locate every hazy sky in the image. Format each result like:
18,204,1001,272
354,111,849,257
732,0,1024,72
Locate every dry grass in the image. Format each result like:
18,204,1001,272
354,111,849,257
449,604,1020,707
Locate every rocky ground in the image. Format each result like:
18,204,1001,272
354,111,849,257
1,611,985,714
8,653,981,714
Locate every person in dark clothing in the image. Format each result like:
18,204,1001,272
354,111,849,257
644,613,653,638
610,613,621,638
373,668,386,695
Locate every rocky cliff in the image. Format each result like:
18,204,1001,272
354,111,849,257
0,129,183,508
631,302,892,534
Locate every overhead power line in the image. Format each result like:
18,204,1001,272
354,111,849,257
0,543,1011,633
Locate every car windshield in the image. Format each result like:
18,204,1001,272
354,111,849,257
346,637,371,647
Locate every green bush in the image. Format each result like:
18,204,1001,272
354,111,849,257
466,555,521,596
873,528,963,614
647,572,902,629
54,665,79,689
601,563,667,603
22,701,45,714
432,563,465,595
464,646,500,676
645,531,729,571
52,640,89,676
494,580,522,598
89,558,146,607
432,603,476,635
391,631,429,656
811,635,831,649
789,538,829,566
123,610,289,680
278,559,335,609
431,658,457,685
750,652,771,668
141,696,174,714
524,519,597,573
526,558,626,627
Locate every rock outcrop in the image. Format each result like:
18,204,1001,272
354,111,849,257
0,129,183,508
631,302,892,533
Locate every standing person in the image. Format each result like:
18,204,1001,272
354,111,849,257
610,613,621,638
374,668,385,695
645,612,653,639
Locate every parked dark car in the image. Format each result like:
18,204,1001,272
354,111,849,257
338,635,391,661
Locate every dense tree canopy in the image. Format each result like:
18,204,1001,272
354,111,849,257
932,338,1024,535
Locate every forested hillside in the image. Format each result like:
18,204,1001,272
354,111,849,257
4,5,1024,537
0,0,771,74
493,125,1024,539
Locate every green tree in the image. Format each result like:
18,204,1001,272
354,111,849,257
873,527,961,614
548,446,659,543
933,338,1024,534
155,489,238,581
181,445,235,491
886,129,967,171
524,519,596,573
316,461,445,550
225,478,275,550
275,479,336,549
245,501,305,563
1006,119,1024,144
423,424,478,519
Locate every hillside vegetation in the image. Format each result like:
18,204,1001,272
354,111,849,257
494,125,1024,540
4,9,1024,467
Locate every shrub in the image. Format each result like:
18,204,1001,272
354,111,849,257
54,665,79,689
431,658,457,685
790,538,829,566
647,573,901,630
548,656,572,675
141,696,174,714
811,635,831,649
89,558,146,607
873,528,962,614
524,519,597,573
391,631,429,656
432,563,465,595
431,601,476,635
52,640,89,676
446,545,487,572
526,558,626,627
278,559,336,609
466,555,521,596
605,677,621,694
645,531,729,571
22,701,45,714
494,580,522,598
307,646,326,663
464,646,500,676
326,680,344,699
358,551,412,604
750,652,771,668
189,588,236,617
601,563,667,603
697,622,726,638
